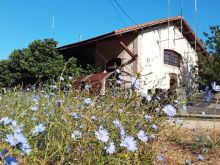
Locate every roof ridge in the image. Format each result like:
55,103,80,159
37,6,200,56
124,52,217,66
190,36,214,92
113,15,182,34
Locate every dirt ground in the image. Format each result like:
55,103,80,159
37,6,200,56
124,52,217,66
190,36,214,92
154,120,220,165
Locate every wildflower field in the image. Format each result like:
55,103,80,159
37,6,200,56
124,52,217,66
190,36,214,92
0,78,220,165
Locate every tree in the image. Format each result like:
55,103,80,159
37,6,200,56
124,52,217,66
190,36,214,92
0,39,90,88
0,60,14,87
198,25,220,85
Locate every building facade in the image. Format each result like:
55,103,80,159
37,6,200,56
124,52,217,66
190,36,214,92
58,16,205,93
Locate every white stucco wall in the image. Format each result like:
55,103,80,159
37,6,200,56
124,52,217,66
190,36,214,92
137,24,197,92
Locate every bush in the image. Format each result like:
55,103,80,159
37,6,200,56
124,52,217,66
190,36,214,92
0,39,93,88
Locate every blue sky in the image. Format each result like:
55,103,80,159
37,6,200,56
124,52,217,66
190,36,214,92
0,0,219,59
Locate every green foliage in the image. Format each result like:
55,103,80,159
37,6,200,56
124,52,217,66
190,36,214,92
199,25,220,85
0,60,14,87
0,39,94,88
166,131,181,143
192,133,213,150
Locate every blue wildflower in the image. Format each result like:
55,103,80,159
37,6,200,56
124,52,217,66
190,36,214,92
137,130,148,142
185,160,192,165
116,80,122,85
144,115,152,121
85,84,91,91
4,156,18,165
150,134,157,140
56,99,63,106
163,105,176,117
68,76,73,80
104,141,116,154
83,98,92,106
71,130,82,140
49,93,56,97
131,77,140,90
60,76,64,81
71,112,82,119
95,126,109,142
11,121,23,134
182,105,187,111
0,117,12,126
155,108,160,113
56,99,63,104
151,124,157,130
212,82,220,92
113,120,126,138
32,95,39,103
156,154,164,161
0,149,8,159
197,154,205,161
120,136,137,152
116,69,121,74
50,85,58,90
204,86,212,102
32,123,46,136
90,115,97,121
139,90,151,101
5,132,31,154
30,106,38,112
173,118,183,125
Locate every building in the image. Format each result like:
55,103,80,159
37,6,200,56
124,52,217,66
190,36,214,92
58,16,205,94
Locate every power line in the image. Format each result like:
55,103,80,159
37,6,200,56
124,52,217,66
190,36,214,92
113,0,137,25
109,0,127,27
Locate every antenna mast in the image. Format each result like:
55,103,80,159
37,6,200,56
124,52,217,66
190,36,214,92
168,0,170,48
194,0,197,52
180,0,183,34
52,16,55,38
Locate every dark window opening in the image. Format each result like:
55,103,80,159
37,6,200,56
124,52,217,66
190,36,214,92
106,58,122,72
164,49,181,67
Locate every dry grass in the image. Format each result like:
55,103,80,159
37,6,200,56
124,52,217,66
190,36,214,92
154,125,220,165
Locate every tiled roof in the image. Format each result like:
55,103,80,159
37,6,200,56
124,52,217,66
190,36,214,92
58,16,205,52
114,16,181,34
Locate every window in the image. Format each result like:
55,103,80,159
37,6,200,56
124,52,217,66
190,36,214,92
106,58,121,72
164,49,181,67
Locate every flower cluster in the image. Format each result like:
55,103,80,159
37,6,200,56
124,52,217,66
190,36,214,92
0,75,212,164
6,131,31,155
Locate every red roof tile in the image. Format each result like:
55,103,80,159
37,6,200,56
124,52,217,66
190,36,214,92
58,16,205,52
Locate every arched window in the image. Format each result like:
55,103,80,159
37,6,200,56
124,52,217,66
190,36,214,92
164,49,182,67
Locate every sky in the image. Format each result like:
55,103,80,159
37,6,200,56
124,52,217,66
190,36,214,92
0,0,219,60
